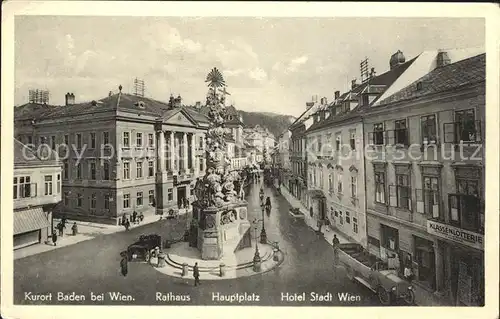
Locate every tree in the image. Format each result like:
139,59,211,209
194,68,243,208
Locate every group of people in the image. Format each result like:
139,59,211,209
121,211,145,231
51,217,78,246
259,187,272,212
178,197,190,210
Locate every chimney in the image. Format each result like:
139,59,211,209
370,67,376,78
195,101,201,109
65,92,75,106
436,50,451,68
351,79,358,89
334,91,340,99
306,101,315,109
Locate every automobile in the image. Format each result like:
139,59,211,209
337,243,415,305
126,234,162,262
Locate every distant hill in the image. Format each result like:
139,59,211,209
238,110,296,138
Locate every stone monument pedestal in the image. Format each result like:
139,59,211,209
192,200,250,260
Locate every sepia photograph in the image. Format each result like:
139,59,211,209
1,2,499,318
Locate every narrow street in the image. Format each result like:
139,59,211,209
14,181,379,306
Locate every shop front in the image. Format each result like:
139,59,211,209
426,220,484,306
14,206,51,250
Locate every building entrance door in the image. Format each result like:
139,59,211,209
177,186,186,208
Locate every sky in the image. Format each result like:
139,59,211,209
14,16,484,116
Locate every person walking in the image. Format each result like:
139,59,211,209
193,262,200,286
52,230,58,246
124,219,130,231
120,256,128,277
132,210,137,224
332,234,340,265
57,221,65,237
71,222,78,236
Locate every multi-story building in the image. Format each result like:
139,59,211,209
13,139,62,249
14,88,208,225
305,50,417,245
362,51,485,305
276,130,292,187
288,98,320,208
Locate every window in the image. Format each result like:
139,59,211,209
416,82,423,90
64,192,69,206
167,188,173,201
199,136,203,149
148,133,154,147
345,211,351,224
337,172,343,193
339,211,344,225
449,167,483,232
103,132,109,145
91,193,97,209
63,161,69,180
351,176,357,198
373,123,384,145
136,161,143,178
51,136,56,150
328,174,333,192
417,176,440,219
199,159,204,172
57,174,61,193
149,190,155,205
375,171,386,204
137,192,143,206
362,94,369,106
335,133,341,151
13,176,34,199
353,217,358,233
317,136,322,154
64,134,69,145
76,134,82,149
394,119,408,145
349,129,356,150
391,170,411,210
454,109,479,143
381,224,399,251
136,133,143,147
148,161,154,177
90,162,96,180
104,194,110,210
123,194,130,209
123,132,130,148
90,133,96,149
421,114,437,145
44,175,53,195
123,162,130,180
76,162,82,179
103,162,110,180
77,193,83,207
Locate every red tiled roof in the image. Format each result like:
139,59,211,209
377,53,485,106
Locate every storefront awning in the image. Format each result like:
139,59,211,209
14,207,50,235
308,189,326,198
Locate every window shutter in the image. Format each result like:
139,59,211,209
386,130,395,145
389,185,397,207
31,183,37,197
443,123,456,143
368,132,374,145
416,189,424,214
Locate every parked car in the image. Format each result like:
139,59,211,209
126,234,162,262
337,243,415,305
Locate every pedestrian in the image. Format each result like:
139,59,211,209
193,262,200,286
120,256,128,277
132,210,137,224
61,216,67,228
317,219,323,234
57,221,65,237
138,211,144,223
71,222,78,236
124,219,130,231
332,234,340,265
52,230,58,246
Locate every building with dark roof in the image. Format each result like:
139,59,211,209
13,139,62,249
14,87,209,224
362,52,485,306
303,50,417,246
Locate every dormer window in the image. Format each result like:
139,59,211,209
416,82,423,91
135,101,146,109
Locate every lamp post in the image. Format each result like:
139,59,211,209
260,205,267,244
252,219,261,272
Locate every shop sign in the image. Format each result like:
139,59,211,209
426,220,483,250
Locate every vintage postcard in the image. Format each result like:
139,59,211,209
1,2,499,319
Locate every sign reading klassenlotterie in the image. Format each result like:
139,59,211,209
426,220,484,250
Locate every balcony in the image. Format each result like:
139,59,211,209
444,120,482,145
